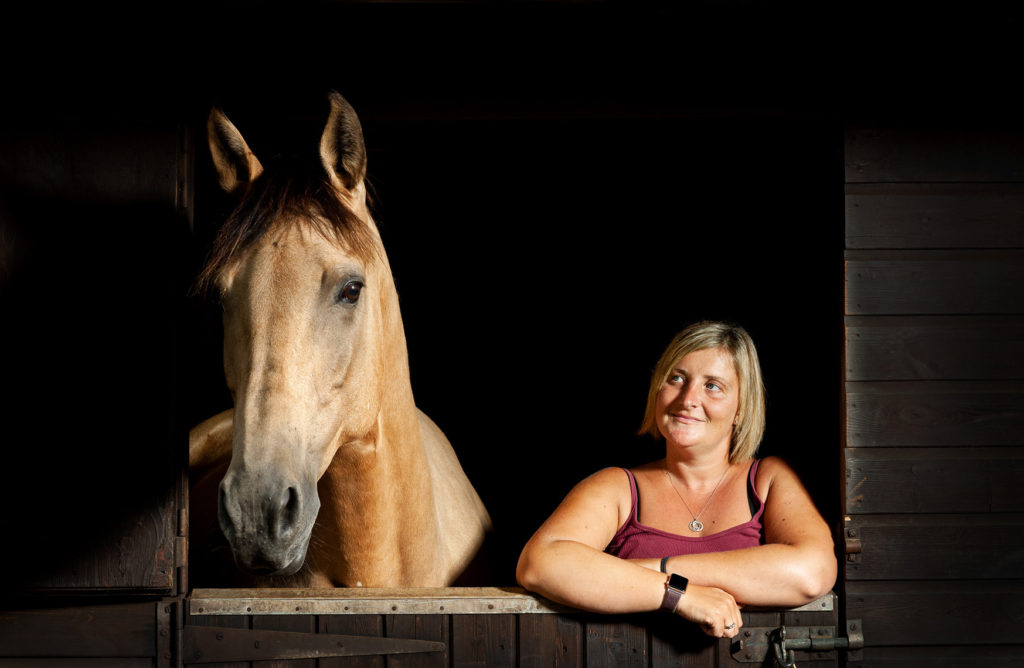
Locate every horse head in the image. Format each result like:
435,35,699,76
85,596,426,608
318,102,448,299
200,92,400,577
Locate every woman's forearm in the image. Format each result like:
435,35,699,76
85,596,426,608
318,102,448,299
517,539,666,613
517,538,745,637
634,543,837,607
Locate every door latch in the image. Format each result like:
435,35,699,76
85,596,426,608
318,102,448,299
730,620,864,663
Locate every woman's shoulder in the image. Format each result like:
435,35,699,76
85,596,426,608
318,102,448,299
752,456,806,500
570,463,657,508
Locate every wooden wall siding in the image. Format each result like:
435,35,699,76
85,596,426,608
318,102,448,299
0,125,190,593
185,589,840,667
845,316,1024,381
845,184,1024,249
0,601,169,665
845,382,1024,447
843,125,1024,664
844,514,1024,580
845,250,1024,314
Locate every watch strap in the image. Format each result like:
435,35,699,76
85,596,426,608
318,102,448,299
659,573,688,613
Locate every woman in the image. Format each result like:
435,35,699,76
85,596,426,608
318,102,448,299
516,321,836,638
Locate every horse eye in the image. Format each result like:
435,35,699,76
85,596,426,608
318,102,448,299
337,281,363,305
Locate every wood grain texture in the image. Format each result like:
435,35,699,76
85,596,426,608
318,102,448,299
849,645,1024,667
450,614,516,667
845,381,1024,447
845,250,1024,315
251,614,317,668
845,447,1024,513
384,614,449,668
584,616,649,668
518,614,582,667
0,603,157,659
844,514,1024,580
319,614,385,668
845,316,1024,381
845,126,1024,183
845,183,1024,249
845,580,1024,646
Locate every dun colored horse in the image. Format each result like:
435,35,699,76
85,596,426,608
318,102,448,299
189,92,491,587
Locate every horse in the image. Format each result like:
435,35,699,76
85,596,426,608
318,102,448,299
188,91,491,587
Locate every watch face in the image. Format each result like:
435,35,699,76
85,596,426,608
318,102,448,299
668,573,689,591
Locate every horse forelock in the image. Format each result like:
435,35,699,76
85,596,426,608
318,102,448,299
195,158,379,296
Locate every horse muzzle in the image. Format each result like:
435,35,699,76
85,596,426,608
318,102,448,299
217,468,320,576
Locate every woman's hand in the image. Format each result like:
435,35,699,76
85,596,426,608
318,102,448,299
673,583,743,638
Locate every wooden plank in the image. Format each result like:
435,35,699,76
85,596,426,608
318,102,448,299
384,614,448,668
584,615,648,668
845,250,1024,315
518,614,582,667
844,514,1024,580
188,587,570,615
0,661,154,667
850,645,1024,666
845,380,1023,446
845,580,1024,646
0,603,155,659
845,126,1024,183
845,381,1024,447
319,615,385,668
845,316,1024,381
845,447,1024,513
450,614,516,667
251,614,317,668
183,611,248,668
845,183,1024,249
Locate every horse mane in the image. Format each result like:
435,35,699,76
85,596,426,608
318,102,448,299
195,157,377,296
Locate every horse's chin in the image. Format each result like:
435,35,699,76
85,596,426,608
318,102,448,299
233,547,307,578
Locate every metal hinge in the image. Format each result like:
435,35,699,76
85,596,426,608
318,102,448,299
730,621,864,663
181,626,446,664
844,525,863,564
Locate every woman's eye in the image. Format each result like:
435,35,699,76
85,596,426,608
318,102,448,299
337,281,363,305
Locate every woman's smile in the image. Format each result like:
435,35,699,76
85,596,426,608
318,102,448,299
657,347,740,452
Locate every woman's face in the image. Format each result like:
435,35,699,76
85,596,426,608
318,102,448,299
656,346,741,454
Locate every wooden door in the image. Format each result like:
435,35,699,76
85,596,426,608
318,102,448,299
0,115,191,595
184,587,841,667
843,125,1024,665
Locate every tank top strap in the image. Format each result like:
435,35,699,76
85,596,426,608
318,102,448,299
747,458,765,519
622,468,640,521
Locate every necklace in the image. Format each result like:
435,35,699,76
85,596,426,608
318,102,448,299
664,464,731,532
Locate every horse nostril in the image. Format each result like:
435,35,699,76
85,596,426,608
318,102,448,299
217,481,236,539
269,486,301,540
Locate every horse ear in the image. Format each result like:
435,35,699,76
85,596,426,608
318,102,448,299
319,91,367,192
207,107,264,194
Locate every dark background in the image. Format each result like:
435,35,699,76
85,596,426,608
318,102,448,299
2,1,1019,587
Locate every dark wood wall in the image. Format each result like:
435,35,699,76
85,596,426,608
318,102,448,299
843,126,1024,665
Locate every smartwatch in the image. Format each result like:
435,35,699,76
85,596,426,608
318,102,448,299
659,573,688,613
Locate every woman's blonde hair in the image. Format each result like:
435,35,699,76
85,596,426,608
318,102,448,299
639,321,766,462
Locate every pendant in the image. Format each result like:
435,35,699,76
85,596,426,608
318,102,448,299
689,519,703,532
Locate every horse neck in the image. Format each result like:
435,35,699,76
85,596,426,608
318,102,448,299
316,243,444,584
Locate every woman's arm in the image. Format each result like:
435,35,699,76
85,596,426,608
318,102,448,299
633,457,837,607
516,468,744,637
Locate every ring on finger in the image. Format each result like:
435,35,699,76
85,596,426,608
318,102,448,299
724,622,737,630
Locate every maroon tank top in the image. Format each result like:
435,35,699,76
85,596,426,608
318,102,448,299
604,460,765,558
